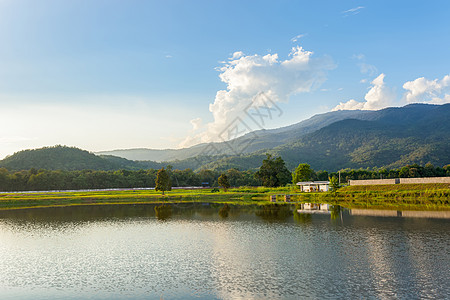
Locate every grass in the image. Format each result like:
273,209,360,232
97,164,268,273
0,184,448,211
340,183,449,192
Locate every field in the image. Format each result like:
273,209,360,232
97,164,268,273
0,183,448,211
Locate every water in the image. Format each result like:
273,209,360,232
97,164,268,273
0,204,449,299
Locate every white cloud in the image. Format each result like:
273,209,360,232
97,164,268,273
342,6,365,16
291,33,307,43
190,117,203,131
359,63,378,76
181,46,335,147
353,54,365,60
230,51,244,59
403,75,450,104
333,73,396,111
353,53,377,76
332,99,364,111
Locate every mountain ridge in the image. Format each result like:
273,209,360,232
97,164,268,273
1,104,448,172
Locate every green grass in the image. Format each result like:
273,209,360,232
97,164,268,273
0,185,448,211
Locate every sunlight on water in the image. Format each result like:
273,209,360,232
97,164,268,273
0,205,449,299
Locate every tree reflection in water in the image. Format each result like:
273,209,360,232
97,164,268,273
330,205,341,220
293,211,312,224
154,205,173,221
218,204,231,219
255,204,292,222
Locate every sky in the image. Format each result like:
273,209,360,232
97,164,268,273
0,0,449,158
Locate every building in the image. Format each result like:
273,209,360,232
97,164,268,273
349,177,450,186
297,203,331,214
296,181,330,192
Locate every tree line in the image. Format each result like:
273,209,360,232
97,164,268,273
0,166,260,192
0,157,448,192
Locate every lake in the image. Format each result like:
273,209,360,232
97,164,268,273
0,204,449,299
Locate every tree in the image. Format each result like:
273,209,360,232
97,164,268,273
292,163,314,184
330,176,340,192
254,154,291,187
155,167,171,195
218,174,230,192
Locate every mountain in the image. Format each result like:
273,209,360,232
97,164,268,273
95,109,381,161
0,146,118,171
0,146,161,171
199,104,450,171
1,104,448,172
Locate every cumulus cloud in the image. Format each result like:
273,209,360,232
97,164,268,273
181,46,335,147
230,51,244,59
333,73,396,111
403,75,450,104
189,117,203,131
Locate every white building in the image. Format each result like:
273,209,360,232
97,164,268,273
296,181,330,192
297,203,332,214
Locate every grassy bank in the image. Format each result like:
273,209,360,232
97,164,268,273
300,183,450,210
0,183,448,210
0,188,272,210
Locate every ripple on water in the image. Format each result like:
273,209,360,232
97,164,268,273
0,207,449,299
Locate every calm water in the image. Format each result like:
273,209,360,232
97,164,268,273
0,204,449,299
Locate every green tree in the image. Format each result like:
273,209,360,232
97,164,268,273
218,174,230,192
255,154,291,187
330,176,340,191
292,163,314,184
155,167,171,195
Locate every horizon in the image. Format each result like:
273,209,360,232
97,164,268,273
1,101,446,161
1,0,449,159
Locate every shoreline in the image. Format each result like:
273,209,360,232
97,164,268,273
0,184,449,211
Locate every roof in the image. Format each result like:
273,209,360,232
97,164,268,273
296,181,330,185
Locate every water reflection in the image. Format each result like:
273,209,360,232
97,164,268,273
218,204,230,219
154,205,172,221
255,204,291,222
0,204,449,299
350,209,450,219
293,211,312,224
330,205,341,220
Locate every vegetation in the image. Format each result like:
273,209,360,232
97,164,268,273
330,177,340,191
292,163,314,183
254,154,291,187
218,174,230,192
0,183,448,211
0,162,448,192
155,168,171,195
0,166,261,192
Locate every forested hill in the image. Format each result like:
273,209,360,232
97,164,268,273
1,104,449,172
0,146,161,171
274,103,450,170
197,103,450,171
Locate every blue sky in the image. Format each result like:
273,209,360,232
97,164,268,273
0,0,449,158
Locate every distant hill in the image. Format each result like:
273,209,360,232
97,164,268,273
1,104,448,172
0,146,161,171
0,146,112,171
96,109,381,161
